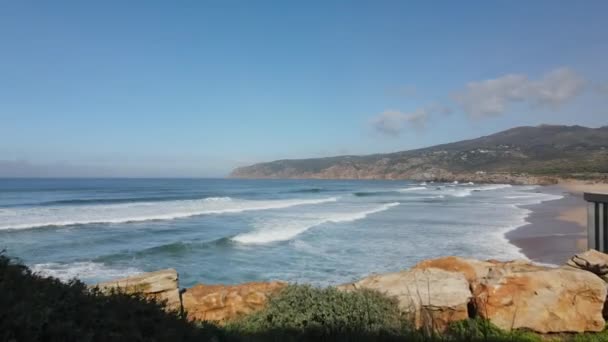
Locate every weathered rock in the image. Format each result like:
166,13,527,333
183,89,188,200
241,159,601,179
485,259,549,274
182,281,286,323
95,269,180,311
474,268,606,333
566,249,608,281
339,268,471,333
413,256,548,293
413,256,495,284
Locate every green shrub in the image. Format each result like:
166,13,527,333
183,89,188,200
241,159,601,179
567,326,608,342
0,254,222,342
226,284,410,340
226,286,551,342
446,318,541,342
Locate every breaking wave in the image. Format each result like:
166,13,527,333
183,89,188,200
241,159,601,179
441,184,513,197
398,186,427,192
232,202,400,244
31,261,142,283
0,196,338,230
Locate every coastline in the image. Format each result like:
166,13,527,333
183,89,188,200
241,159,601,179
507,182,608,265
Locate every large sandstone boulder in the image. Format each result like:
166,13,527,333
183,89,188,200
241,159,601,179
413,256,549,295
339,268,471,333
95,269,180,311
182,281,286,323
474,268,606,333
483,259,549,275
413,256,495,284
415,256,606,333
566,249,608,282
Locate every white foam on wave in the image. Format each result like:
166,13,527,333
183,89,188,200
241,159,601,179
505,194,540,199
444,184,513,197
490,202,559,263
396,183,513,198
0,196,339,230
509,192,563,206
409,185,560,263
456,187,563,262
450,189,473,197
31,261,142,283
489,190,564,262
398,186,427,192
475,184,512,191
232,202,400,244
479,205,534,261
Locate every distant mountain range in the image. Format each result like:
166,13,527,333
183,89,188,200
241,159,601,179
231,125,608,184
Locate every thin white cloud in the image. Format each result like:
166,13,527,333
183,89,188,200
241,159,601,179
452,67,585,117
371,109,428,136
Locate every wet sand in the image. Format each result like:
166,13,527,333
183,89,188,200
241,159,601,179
558,181,608,196
506,185,587,265
507,182,608,265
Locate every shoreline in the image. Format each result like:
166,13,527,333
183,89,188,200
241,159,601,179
507,182,608,265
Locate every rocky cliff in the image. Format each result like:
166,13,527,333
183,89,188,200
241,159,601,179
95,268,181,311
101,249,608,334
231,125,608,184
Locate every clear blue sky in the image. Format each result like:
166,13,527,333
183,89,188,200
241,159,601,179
1,1,607,177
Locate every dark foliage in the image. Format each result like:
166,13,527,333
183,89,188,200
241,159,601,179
0,254,223,342
225,284,410,341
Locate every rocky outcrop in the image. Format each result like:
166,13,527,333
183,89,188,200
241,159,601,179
231,125,608,183
474,268,606,333
339,268,471,333
94,269,180,311
93,250,608,334
231,164,557,185
413,256,494,284
413,256,548,292
182,281,287,323
566,249,608,281
407,256,608,333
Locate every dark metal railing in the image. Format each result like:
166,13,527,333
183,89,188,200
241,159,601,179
584,192,608,252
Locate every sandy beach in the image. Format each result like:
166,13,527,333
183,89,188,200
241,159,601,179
507,181,608,265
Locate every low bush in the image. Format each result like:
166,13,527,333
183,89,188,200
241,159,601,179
226,284,410,341
446,318,541,342
567,326,608,342
0,254,223,342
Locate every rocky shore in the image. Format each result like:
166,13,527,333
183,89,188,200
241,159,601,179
231,168,563,186
96,249,608,335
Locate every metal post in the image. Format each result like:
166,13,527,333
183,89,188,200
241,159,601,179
584,193,608,252
179,288,187,320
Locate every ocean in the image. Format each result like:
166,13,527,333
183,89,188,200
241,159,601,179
0,178,563,287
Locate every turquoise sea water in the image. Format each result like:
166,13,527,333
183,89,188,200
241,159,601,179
0,178,562,287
